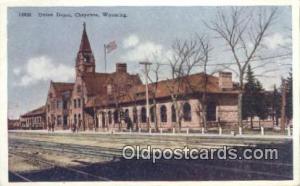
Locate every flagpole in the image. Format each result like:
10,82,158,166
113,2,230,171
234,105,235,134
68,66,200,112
104,44,107,73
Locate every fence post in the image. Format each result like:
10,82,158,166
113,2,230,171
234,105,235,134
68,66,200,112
129,128,132,134
239,127,242,135
261,126,264,135
160,128,163,134
139,128,141,133
219,127,222,135
201,127,205,134
173,128,175,134
186,128,189,135
149,128,152,134
287,126,291,136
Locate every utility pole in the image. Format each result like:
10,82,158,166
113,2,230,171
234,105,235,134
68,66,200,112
104,44,107,73
139,61,152,131
280,79,287,133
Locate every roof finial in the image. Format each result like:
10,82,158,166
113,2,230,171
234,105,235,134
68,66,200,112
83,22,86,30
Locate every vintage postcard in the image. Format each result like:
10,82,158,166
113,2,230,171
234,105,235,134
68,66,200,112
0,1,299,186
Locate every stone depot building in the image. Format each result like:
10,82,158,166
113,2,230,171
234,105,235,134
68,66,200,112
20,24,239,131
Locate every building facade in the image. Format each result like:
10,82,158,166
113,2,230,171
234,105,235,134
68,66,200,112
40,24,239,131
19,106,46,130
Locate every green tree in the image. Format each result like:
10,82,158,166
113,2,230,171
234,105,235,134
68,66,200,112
243,65,268,128
254,80,268,126
286,71,293,123
272,85,281,126
242,65,257,128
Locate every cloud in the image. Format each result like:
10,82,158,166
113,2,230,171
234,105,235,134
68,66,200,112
264,33,289,50
13,68,21,75
121,39,172,63
123,34,140,48
17,56,74,86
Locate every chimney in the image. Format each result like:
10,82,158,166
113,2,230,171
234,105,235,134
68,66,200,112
219,72,233,90
116,63,127,73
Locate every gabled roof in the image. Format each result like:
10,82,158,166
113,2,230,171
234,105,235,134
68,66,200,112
84,72,142,107
51,82,74,98
83,72,142,97
21,105,46,118
82,72,110,96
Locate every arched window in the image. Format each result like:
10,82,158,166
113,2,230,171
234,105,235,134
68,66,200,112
171,105,177,122
102,112,106,127
74,114,77,124
183,102,192,121
160,105,167,122
207,102,217,121
133,107,138,123
78,114,81,122
114,110,119,123
107,84,112,95
141,107,147,123
125,109,129,118
108,111,112,124
150,106,155,123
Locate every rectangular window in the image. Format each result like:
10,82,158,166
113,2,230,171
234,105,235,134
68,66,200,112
51,101,56,110
77,99,81,107
73,99,77,108
57,100,63,109
63,100,68,109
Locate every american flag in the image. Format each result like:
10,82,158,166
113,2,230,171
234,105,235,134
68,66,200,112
105,41,117,53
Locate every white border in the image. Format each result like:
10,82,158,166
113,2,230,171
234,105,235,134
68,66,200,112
0,0,299,186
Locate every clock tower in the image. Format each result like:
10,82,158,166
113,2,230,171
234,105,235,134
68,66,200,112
76,22,95,76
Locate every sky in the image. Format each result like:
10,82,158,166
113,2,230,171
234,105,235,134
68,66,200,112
7,6,292,119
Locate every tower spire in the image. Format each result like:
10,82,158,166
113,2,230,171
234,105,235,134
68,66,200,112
76,22,95,75
78,22,92,52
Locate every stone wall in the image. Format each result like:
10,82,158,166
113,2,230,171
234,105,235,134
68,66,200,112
95,94,238,130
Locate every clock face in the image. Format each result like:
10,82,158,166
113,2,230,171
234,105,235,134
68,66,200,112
83,55,90,63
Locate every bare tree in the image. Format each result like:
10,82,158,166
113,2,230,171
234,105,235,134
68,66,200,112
126,81,140,131
147,62,161,132
205,7,278,127
177,35,216,131
166,36,207,130
108,75,132,131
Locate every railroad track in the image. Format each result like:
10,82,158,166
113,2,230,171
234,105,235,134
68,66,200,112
10,138,292,166
10,138,123,158
10,132,291,147
9,151,111,181
9,138,293,181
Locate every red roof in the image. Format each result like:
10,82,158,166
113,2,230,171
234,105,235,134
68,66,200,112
84,72,142,107
21,105,46,118
51,82,74,98
85,73,239,108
